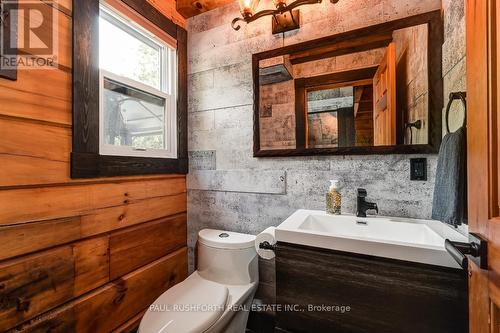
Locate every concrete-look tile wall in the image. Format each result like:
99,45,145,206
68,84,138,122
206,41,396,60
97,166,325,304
393,24,430,144
442,0,466,132
186,0,465,275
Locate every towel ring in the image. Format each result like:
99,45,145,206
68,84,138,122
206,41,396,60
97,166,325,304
445,92,467,134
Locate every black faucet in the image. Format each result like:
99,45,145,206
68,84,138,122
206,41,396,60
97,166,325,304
357,188,379,218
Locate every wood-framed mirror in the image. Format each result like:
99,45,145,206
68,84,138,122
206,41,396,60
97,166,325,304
252,10,443,157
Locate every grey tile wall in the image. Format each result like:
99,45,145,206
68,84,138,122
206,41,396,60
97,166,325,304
185,0,465,302
442,0,466,133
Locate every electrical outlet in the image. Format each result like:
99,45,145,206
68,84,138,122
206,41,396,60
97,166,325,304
410,158,427,181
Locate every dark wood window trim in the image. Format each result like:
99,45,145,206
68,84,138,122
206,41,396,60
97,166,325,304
71,0,188,178
252,10,443,157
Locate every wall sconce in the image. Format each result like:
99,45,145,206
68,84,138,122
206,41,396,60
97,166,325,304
232,0,340,34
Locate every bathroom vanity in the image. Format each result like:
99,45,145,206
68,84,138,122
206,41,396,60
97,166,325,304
273,210,468,333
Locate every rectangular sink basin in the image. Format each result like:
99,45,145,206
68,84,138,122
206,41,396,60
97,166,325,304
275,210,468,268
299,214,445,247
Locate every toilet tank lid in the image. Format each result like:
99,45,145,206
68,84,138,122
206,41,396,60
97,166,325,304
199,229,256,249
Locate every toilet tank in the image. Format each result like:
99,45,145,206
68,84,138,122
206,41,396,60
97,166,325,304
197,229,259,285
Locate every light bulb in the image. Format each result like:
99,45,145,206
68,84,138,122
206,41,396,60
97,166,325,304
238,0,260,17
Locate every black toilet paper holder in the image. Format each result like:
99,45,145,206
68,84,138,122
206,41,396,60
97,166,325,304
259,241,276,251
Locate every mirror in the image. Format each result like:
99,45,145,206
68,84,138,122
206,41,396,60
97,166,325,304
253,12,443,156
307,85,372,148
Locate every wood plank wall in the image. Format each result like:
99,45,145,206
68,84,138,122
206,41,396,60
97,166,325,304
0,1,188,332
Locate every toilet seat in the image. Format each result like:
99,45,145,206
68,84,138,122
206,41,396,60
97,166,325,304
138,272,229,333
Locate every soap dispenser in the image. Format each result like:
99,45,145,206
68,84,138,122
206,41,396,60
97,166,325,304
326,180,342,215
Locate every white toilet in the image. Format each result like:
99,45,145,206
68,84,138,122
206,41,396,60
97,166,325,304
139,229,259,333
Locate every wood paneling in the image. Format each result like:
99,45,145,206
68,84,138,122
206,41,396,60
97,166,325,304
110,310,147,333
0,69,71,101
0,0,188,331
0,216,82,261
0,216,188,331
0,247,74,330
14,0,72,70
0,177,186,223
0,192,186,260
0,89,70,126
79,194,187,236
0,117,71,162
0,13,71,119
0,154,70,187
5,249,188,333
73,237,110,296
110,214,187,279
0,237,108,331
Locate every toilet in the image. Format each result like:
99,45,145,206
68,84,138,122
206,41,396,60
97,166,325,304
139,229,259,333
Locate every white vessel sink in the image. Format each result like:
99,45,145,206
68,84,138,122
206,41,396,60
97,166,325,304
275,210,468,269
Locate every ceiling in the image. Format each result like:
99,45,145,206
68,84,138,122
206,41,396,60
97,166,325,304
176,0,235,18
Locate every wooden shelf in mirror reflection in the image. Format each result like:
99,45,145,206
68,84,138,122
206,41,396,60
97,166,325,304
252,10,443,157
289,32,394,65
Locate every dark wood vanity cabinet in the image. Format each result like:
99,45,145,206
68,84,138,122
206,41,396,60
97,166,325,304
275,242,467,333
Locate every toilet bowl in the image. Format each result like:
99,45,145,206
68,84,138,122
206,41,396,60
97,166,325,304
139,229,259,333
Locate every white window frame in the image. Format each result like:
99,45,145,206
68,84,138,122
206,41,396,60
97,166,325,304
98,2,177,159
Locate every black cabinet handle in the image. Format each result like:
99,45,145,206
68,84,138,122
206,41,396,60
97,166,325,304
445,233,488,270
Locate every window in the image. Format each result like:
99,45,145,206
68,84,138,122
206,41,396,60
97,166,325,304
72,0,187,178
98,3,177,158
